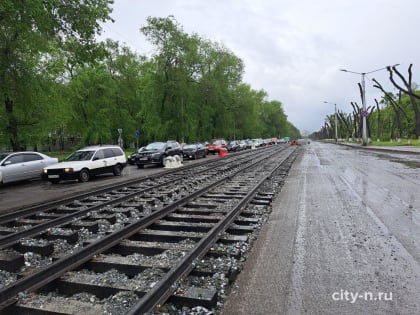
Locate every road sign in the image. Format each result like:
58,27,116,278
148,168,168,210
135,130,140,138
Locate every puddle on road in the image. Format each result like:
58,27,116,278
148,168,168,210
375,153,420,168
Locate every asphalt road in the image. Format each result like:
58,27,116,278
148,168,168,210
222,142,420,315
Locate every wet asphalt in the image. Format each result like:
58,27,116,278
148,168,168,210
222,142,420,315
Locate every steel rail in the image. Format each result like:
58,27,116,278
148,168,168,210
0,153,232,223
0,148,258,222
127,147,297,314
0,183,156,249
0,151,260,249
0,146,291,310
0,175,224,309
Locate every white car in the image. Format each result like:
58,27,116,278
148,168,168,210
43,145,127,183
0,152,58,184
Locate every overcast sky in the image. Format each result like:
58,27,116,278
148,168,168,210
98,0,420,133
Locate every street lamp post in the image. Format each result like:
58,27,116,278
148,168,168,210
324,101,338,142
340,64,399,146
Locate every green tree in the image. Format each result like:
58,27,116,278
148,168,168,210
66,65,117,144
140,16,244,142
0,0,113,150
102,40,146,147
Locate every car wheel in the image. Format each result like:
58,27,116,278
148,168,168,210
78,169,90,182
160,155,167,167
113,164,122,176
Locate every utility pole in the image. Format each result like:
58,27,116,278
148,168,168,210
340,64,399,145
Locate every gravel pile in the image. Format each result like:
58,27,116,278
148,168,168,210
210,242,249,257
22,251,52,269
157,304,214,315
0,269,17,288
127,248,188,268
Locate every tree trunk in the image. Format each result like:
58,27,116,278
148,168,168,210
387,65,420,137
408,94,420,136
375,100,381,140
4,95,20,151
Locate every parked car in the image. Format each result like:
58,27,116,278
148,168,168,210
262,138,271,146
183,143,207,160
238,140,247,150
128,147,144,165
0,152,58,185
206,139,227,154
227,140,241,152
134,141,183,168
252,138,263,147
42,145,127,183
245,139,256,149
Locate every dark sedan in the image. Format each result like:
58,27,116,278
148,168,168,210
127,147,144,165
227,140,241,152
183,143,207,160
134,141,183,168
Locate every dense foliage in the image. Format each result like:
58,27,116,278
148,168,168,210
1,10,300,151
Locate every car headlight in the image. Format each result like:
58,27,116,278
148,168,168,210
64,168,74,173
43,168,48,174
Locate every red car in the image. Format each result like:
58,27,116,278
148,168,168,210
206,139,227,154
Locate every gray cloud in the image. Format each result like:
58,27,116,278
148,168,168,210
98,0,420,132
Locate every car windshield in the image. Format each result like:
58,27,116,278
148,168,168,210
65,150,95,161
144,142,165,150
0,153,10,161
211,140,222,145
183,144,197,149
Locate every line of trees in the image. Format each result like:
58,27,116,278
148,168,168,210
1,3,300,152
312,64,420,142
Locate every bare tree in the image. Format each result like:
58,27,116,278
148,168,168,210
356,82,376,140
374,99,381,140
337,110,351,139
350,102,361,139
386,64,420,137
372,79,408,140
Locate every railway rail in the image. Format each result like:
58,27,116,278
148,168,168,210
0,149,257,248
0,145,301,314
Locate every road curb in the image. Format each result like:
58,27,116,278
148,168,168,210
336,143,420,155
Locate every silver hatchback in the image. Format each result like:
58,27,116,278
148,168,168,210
0,152,58,184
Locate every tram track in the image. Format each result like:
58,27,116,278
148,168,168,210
0,149,251,220
0,150,258,249
0,145,301,314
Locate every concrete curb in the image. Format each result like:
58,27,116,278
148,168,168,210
336,142,420,155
